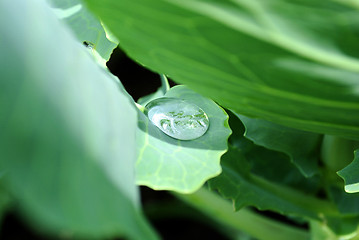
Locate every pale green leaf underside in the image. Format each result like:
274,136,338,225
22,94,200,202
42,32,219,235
136,86,231,193
48,0,118,61
0,1,157,239
84,0,359,140
338,150,359,193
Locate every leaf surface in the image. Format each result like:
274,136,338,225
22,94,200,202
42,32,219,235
136,86,231,193
209,113,334,221
208,146,327,220
338,150,359,193
0,1,156,239
235,113,321,177
83,0,359,139
328,187,359,215
48,0,117,61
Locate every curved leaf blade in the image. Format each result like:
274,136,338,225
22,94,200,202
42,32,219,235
338,150,359,193
328,186,359,215
209,113,326,220
136,86,231,193
48,0,118,61
0,0,156,239
83,0,359,139
208,146,334,220
235,113,321,177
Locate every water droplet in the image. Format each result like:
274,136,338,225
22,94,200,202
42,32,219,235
145,97,209,140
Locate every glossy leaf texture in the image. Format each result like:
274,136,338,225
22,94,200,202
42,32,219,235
48,0,118,61
338,150,359,193
136,86,231,193
83,0,359,140
0,0,157,239
235,113,322,177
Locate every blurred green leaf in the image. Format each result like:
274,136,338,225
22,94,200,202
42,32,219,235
136,86,231,193
83,0,359,139
48,0,118,61
321,135,359,172
326,216,359,238
310,221,334,240
235,113,321,177
328,186,359,215
338,150,359,193
311,217,359,240
0,0,157,239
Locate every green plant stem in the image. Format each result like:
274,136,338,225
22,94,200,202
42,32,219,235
173,188,310,240
321,135,358,172
160,74,170,93
249,173,339,217
135,103,145,112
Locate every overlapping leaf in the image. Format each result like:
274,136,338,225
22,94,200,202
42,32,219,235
0,1,156,239
338,150,359,193
208,146,330,220
328,186,359,215
48,0,117,61
235,113,321,177
208,144,359,236
136,86,231,193
208,113,325,219
84,0,359,139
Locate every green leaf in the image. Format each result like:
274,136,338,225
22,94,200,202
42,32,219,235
310,220,336,240
208,112,333,221
83,0,359,139
338,150,359,193
325,186,359,236
321,135,359,172
48,0,118,61
235,113,321,177
326,216,359,238
328,186,359,215
136,85,231,193
227,111,321,193
0,1,157,239
310,219,359,240
209,146,333,220
209,114,355,235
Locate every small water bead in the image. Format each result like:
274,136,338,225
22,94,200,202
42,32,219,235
145,97,210,140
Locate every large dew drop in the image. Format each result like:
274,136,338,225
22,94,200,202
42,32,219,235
145,97,210,140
